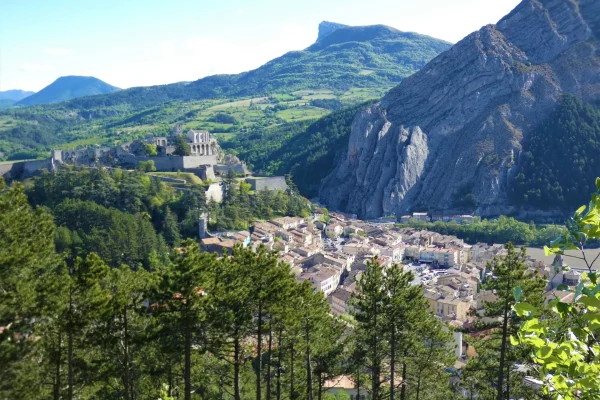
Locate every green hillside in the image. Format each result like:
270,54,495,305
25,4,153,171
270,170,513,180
510,96,600,210
0,22,451,160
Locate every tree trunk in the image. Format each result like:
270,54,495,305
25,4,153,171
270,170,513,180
356,361,361,400
356,362,361,400
400,359,407,400
390,330,395,400
53,331,62,400
276,330,282,400
305,322,313,400
256,304,263,400
123,307,131,400
505,362,510,400
317,372,323,400
415,370,422,400
68,288,74,400
496,286,511,400
184,318,192,400
290,341,295,400
234,336,242,400
168,362,173,397
267,329,273,400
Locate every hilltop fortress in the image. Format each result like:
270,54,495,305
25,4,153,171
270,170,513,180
0,125,258,183
50,124,248,181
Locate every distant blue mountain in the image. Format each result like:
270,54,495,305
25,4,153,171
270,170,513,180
16,76,120,106
0,89,35,102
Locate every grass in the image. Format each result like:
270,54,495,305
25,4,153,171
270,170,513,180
148,172,204,185
209,97,268,110
276,106,329,121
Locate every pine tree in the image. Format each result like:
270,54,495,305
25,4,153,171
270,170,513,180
154,241,217,400
174,135,191,156
162,206,181,247
463,243,546,400
0,183,64,398
352,258,389,400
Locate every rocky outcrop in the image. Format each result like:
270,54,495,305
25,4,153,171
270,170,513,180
320,0,600,218
316,21,348,42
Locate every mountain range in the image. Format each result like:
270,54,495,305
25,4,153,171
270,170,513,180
44,22,451,111
15,76,120,107
0,21,450,161
318,0,600,218
0,90,35,109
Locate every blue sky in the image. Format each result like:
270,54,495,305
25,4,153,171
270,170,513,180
1,0,521,92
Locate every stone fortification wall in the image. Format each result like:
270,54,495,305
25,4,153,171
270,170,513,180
0,158,54,180
186,165,215,181
245,176,288,191
113,154,218,172
214,163,249,176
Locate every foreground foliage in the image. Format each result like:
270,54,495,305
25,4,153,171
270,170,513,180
514,177,600,399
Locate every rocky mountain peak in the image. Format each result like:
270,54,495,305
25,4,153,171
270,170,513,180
319,0,600,219
316,21,348,42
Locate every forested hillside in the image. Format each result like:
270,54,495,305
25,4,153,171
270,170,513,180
510,96,600,210
223,103,365,196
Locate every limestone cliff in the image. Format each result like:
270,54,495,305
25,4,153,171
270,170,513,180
320,0,600,218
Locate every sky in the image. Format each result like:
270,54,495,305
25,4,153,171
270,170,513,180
0,0,521,92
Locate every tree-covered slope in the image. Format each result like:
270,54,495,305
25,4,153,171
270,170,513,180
510,96,600,210
16,76,120,106
223,103,365,197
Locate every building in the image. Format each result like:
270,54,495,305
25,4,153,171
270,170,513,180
329,288,353,315
379,245,405,263
298,266,341,296
325,223,344,239
185,129,219,156
419,248,459,268
245,176,288,191
271,216,304,230
412,212,430,222
424,289,474,323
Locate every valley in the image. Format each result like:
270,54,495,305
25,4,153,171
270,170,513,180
3,1,600,399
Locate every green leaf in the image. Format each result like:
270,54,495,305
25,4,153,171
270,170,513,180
556,284,570,291
513,286,523,302
536,345,553,359
575,205,587,217
544,245,555,256
557,302,570,313
596,177,600,191
590,272,597,285
510,335,519,346
514,302,536,317
579,295,600,309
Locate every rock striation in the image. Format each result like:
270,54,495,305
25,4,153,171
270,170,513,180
320,0,600,218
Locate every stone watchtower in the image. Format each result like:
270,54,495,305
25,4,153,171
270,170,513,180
173,123,183,137
198,212,208,239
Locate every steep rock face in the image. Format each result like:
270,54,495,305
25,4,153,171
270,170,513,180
316,21,348,42
320,0,600,218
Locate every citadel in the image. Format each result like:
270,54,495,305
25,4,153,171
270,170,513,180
0,124,288,192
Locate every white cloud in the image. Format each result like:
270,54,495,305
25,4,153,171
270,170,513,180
235,8,244,15
43,47,73,56
20,63,53,72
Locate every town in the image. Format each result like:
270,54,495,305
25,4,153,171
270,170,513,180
199,208,581,394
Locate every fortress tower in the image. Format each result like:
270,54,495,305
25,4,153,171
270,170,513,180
173,123,183,136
